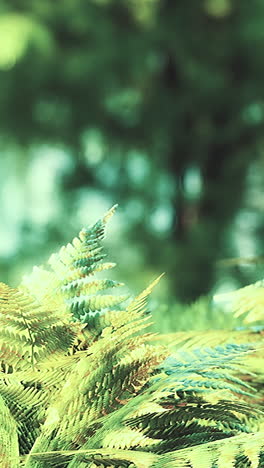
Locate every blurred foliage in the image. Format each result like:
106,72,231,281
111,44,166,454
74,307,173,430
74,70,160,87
151,297,240,335
0,0,264,323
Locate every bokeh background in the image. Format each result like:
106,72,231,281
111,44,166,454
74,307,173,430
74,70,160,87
0,0,264,331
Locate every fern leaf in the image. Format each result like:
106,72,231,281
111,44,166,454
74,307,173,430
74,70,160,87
21,206,128,332
23,447,157,467
22,278,166,466
214,280,264,323
152,343,257,400
0,380,47,455
0,393,19,467
154,431,264,468
0,282,75,370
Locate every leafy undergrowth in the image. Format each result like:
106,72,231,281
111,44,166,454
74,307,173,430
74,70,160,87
0,206,263,467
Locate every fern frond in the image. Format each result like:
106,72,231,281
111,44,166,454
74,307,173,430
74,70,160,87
20,432,264,468
66,341,263,465
215,280,264,323
154,431,264,468
0,380,47,455
126,397,262,451
0,282,75,370
23,278,166,464
47,205,126,318
23,447,157,467
156,328,264,404
69,293,129,319
152,343,257,400
21,205,128,331
61,278,124,297
0,392,19,467
156,328,264,350
0,207,262,468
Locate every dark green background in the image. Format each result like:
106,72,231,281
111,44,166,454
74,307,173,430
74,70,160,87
0,0,264,328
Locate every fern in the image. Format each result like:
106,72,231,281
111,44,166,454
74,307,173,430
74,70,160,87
22,204,128,329
0,282,75,371
215,280,264,324
0,392,19,467
0,206,263,467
